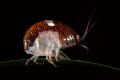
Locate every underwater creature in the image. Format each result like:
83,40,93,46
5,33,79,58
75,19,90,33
23,10,98,67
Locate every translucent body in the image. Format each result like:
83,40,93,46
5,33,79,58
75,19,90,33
24,20,77,66
23,9,98,66
25,30,61,66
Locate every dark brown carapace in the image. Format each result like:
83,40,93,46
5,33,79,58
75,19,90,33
23,20,79,51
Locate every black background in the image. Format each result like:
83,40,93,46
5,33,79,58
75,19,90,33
0,0,120,78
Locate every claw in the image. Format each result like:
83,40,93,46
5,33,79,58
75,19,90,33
25,61,29,66
59,50,70,60
79,43,89,53
25,55,38,66
55,57,59,62
47,59,57,67
25,58,32,66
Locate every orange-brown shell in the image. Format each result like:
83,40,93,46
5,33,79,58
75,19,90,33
23,20,77,50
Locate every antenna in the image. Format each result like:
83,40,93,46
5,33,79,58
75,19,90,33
81,8,98,41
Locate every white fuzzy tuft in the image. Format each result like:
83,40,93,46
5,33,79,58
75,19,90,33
26,30,61,66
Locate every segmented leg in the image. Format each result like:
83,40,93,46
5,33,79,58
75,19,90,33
59,50,70,60
54,48,60,62
45,46,57,67
47,55,57,67
45,48,49,61
25,55,37,66
33,56,40,64
49,49,57,67
79,43,89,53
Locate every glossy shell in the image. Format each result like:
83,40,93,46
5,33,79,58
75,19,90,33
23,20,77,51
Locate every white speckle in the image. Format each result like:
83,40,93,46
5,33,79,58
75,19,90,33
71,35,74,39
27,40,30,43
63,38,66,41
67,37,70,41
38,27,39,30
45,20,55,26
24,41,27,47
73,43,76,45
30,32,33,36
69,35,73,40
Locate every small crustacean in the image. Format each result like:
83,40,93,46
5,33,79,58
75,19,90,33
23,10,98,67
